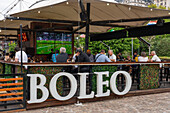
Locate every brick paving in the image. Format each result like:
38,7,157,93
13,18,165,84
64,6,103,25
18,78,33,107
19,92,170,113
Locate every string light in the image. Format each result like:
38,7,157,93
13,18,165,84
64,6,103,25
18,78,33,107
150,9,153,11
38,11,41,13
129,7,131,11
0,29,1,32
66,2,69,5
107,3,109,6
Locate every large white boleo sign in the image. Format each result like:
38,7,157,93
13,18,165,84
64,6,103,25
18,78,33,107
27,71,132,104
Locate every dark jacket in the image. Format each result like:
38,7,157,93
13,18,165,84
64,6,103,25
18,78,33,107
56,53,69,62
77,52,90,62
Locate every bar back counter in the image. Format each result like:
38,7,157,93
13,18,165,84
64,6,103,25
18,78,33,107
0,60,170,111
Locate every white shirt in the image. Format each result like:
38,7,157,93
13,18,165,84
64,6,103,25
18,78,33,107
15,51,28,63
109,54,116,62
152,55,161,62
138,56,148,62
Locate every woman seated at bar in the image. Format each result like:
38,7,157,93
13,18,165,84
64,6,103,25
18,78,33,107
138,52,148,62
56,47,69,63
52,50,59,63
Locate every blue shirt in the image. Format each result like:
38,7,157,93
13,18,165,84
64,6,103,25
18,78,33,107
95,54,111,62
52,53,58,62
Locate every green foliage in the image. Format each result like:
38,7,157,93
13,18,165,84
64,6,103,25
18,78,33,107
158,5,166,9
8,42,17,52
154,37,170,56
141,34,170,57
148,4,167,10
89,38,139,55
92,65,117,92
148,4,157,9
75,27,139,55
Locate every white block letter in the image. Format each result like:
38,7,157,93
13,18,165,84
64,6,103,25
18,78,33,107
27,74,49,104
95,71,110,97
110,71,132,95
49,72,77,101
77,73,94,99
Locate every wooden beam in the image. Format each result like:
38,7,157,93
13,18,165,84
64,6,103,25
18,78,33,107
0,92,23,97
0,97,23,102
0,78,23,82
0,87,23,91
0,82,23,87
91,15,170,24
7,17,85,26
90,23,130,28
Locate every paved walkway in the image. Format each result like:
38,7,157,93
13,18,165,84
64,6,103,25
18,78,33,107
19,92,170,113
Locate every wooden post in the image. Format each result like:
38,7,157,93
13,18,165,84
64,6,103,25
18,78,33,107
20,24,23,73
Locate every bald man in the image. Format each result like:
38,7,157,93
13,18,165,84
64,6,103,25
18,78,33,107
149,51,161,62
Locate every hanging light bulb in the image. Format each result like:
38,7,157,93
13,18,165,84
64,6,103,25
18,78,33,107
38,11,41,13
0,29,1,32
107,3,109,6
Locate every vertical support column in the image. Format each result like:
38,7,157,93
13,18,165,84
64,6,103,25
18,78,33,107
85,3,90,52
131,38,133,60
20,24,23,73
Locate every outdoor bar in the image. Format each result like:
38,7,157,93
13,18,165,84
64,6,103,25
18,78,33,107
0,0,170,112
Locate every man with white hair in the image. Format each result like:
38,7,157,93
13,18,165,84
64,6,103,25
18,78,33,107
108,50,116,62
56,47,69,62
149,51,161,62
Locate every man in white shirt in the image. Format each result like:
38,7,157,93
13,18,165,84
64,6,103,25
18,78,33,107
138,52,148,62
150,51,161,62
15,47,28,63
108,50,116,62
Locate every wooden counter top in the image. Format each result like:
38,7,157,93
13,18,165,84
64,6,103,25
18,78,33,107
0,60,170,66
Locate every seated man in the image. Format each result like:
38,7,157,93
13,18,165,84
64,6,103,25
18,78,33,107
149,51,161,62
15,47,28,63
108,50,116,62
138,52,148,62
95,49,111,62
56,47,69,63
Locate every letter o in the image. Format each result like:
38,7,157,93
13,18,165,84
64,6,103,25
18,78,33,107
110,71,132,95
49,72,77,101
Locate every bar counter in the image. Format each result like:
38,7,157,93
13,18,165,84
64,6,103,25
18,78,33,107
0,60,170,109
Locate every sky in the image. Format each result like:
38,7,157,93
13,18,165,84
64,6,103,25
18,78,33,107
0,0,67,20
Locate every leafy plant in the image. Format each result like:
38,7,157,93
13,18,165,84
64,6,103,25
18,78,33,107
8,42,17,52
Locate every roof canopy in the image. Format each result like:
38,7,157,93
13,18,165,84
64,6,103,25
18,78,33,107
0,0,170,40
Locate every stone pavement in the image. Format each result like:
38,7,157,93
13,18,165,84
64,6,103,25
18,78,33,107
19,92,170,113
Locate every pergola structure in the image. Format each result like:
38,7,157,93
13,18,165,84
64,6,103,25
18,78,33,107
0,0,170,51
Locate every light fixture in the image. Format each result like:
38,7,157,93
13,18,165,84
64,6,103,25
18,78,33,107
66,2,69,5
0,29,1,32
129,7,131,11
169,12,170,15
38,11,41,13
10,19,13,21
107,3,109,6
150,8,153,11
